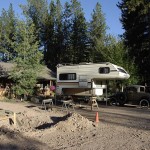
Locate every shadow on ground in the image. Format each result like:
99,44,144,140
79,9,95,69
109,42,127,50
0,126,51,149
35,113,70,130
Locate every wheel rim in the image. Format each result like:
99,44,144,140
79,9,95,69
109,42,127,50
140,99,149,108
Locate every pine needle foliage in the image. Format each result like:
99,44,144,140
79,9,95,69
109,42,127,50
9,20,43,96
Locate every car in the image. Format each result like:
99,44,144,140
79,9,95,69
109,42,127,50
109,85,150,108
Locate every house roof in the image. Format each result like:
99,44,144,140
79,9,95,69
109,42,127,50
38,66,56,80
0,62,56,80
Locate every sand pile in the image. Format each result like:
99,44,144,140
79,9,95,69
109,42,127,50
53,113,95,132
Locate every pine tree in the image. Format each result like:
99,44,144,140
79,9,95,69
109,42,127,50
45,0,56,70
0,4,17,61
62,2,73,63
45,0,64,70
118,0,150,83
70,0,90,63
0,11,5,59
21,0,48,47
9,20,43,96
54,0,64,64
89,2,107,62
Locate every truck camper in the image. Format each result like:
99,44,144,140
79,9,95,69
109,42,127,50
56,62,130,100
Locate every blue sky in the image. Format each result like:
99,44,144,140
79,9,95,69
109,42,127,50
0,0,123,36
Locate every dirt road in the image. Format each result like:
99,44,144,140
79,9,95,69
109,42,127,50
0,101,150,150
75,104,150,130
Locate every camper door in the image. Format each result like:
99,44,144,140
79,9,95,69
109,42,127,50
79,75,88,87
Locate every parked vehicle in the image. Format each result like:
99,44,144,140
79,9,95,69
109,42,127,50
109,85,150,108
56,62,130,101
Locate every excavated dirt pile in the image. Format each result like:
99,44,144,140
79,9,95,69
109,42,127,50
53,113,95,132
14,111,94,132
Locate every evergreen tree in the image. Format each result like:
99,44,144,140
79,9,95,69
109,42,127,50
70,0,90,63
45,0,64,70
62,2,73,63
125,0,150,14
21,0,48,47
9,20,43,96
45,0,56,70
89,2,108,62
54,0,64,65
0,4,17,61
0,10,6,59
118,0,150,83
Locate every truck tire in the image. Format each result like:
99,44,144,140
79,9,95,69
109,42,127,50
140,99,149,108
109,97,117,106
117,94,126,106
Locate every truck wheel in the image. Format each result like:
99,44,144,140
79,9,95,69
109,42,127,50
140,99,149,108
118,94,126,102
109,97,117,106
117,94,126,106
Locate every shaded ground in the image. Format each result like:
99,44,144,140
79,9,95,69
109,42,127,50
0,101,150,150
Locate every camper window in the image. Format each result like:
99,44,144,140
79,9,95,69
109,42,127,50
99,67,110,74
59,73,76,80
117,68,127,74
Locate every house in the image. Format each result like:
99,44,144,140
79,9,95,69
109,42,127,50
0,62,56,98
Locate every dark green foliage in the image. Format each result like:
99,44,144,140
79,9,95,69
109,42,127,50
44,0,57,70
0,4,17,61
47,0,64,70
20,0,49,47
22,0,90,68
118,0,150,83
62,2,72,63
9,20,43,96
89,2,108,62
0,0,141,87
70,0,90,63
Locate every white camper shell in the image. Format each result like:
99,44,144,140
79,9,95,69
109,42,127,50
56,62,130,97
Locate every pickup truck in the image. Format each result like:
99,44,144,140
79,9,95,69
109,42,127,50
109,85,150,108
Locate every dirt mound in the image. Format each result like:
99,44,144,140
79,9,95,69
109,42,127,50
14,112,94,133
15,111,52,132
53,113,94,132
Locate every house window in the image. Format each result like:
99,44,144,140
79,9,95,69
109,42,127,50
59,73,76,80
99,67,110,74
